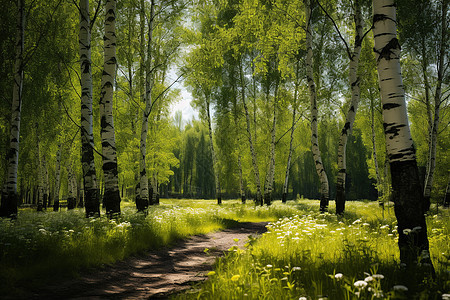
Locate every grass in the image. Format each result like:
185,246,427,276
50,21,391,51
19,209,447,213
0,199,300,297
176,200,450,300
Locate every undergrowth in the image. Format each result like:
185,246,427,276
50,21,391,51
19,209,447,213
176,200,450,299
0,199,298,296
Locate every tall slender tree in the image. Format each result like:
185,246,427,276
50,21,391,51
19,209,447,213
423,0,448,210
100,0,121,216
305,0,329,212
138,0,155,210
372,0,434,274
0,0,24,218
79,0,99,217
335,0,364,214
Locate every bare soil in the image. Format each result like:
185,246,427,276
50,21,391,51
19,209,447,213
27,222,268,300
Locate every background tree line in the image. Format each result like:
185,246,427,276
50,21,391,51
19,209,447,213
0,0,448,214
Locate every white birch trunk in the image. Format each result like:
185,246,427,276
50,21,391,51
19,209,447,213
36,126,44,212
264,90,278,206
240,60,262,205
283,65,300,203
53,144,61,211
100,0,121,216
335,0,363,214
67,164,76,210
1,0,24,218
423,1,447,211
79,0,99,217
305,0,329,212
206,98,221,205
138,0,155,211
373,0,433,271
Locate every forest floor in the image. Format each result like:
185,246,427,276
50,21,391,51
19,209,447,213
25,222,268,300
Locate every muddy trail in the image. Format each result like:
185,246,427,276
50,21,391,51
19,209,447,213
25,222,268,300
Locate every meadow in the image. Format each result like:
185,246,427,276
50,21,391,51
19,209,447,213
0,199,448,299
175,200,449,300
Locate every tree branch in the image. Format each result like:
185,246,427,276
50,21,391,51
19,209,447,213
316,0,351,58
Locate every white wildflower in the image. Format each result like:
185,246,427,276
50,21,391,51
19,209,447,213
372,274,384,280
393,285,408,292
334,273,343,280
354,280,368,289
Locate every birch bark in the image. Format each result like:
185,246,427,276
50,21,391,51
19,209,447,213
100,0,121,216
282,64,300,203
305,0,329,212
335,0,363,214
373,0,433,272
138,0,155,211
264,86,278,206
240,60,262,205
79,0,99,217
205,98,221,204
423,0,447,211
0,0,24,218
53,144,61,211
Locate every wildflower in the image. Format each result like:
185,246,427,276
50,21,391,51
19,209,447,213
354,280,368,289
334,273,343,280
362,223,370,226
442,294,450,300
372,274,384,280
266,264,273,268
393,285,408,292
207,271,216,276
299,297,307,300
353,219,362,225
292,267,301,271
231,275,240,282
403,228,411,235
365,276,374,282
412,226,422,232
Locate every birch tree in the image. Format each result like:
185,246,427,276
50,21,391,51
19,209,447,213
305,0,329,212
79,0,99,217
334,0,364,214
372,0,434,272
0,0,24,218
100,0,121,216
137,0,155,211
423,0,448,210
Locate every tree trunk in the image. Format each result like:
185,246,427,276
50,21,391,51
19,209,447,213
264,84,278,206
240,60,262,205
335,0,363,215
423,0,447,212
53,144,61,211
100,0,121,217
79,0,99,217
67,164,75,210
370,94,382,203
205,98,221,205
36,126,44,212
373,0,434,275
305,0,329,212
138,0,155,211
0,0,24,218
283,63,300,204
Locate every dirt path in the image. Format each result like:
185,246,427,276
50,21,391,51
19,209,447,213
29,222,268,300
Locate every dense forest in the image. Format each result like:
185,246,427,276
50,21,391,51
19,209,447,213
0,0,448,215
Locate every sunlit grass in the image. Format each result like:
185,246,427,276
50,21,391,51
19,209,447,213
177,200,450,299
0,199,300,296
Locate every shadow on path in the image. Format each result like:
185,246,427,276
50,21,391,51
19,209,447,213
29,222,268,300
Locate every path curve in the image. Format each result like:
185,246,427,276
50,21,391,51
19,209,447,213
30,222,268,300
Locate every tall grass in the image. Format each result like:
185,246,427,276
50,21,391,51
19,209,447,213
0,199,299,296
177,200,450,299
